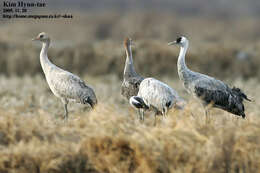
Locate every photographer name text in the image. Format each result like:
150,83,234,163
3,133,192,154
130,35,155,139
2,1,73,19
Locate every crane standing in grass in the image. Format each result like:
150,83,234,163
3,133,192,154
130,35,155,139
121,37,144,100
121,37,185,124
168,36,251,122
32,32,97,120
130,78,186,125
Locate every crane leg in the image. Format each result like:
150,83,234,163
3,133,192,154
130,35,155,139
162,108,167,118
138,109,142,121
137,109,141,120
201,102,210,124
205,108,210,124
163,111,167,119
140,109,145,122
154,114,157,126
64,103,68,120
62,98,69,121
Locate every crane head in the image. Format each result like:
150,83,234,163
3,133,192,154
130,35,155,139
32,32,50,42
124,37,134,48
168,36,188,47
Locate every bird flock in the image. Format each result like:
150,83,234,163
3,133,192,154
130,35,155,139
32,32,251,124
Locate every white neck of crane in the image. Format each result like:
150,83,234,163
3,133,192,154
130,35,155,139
177,41,191,82
40,39,54,75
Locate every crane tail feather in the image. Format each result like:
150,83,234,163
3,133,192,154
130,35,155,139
232,87,252,102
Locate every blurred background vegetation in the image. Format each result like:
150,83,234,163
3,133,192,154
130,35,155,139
1,0,260,80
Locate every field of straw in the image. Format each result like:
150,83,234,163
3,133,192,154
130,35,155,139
0,11,260,173
0,75,259,173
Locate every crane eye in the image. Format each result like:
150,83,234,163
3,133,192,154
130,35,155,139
176,37,182,43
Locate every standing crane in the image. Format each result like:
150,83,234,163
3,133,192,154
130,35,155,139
168,36,251,122
121,37,144,100
130,78,185,125
32,32,97,120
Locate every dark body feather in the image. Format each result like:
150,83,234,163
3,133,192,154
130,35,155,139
195,85,251,118
121,76,144,100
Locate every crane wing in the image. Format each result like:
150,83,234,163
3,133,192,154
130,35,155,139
138,78,177,110
192,73,229,91
48,71,91,101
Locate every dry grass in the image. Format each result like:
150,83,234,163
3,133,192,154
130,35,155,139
0,75,259,173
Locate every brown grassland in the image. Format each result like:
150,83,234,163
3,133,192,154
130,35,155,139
0,11,260,173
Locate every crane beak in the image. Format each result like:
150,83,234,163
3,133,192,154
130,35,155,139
32,37,39,41
168,41,177,46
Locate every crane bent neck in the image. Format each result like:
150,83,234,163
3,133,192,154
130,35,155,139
124,45,137,78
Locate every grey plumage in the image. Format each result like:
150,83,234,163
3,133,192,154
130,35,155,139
130,78,185,124
195,85,250,118
168,36,251,120
121,37,144,100
33,32,97,120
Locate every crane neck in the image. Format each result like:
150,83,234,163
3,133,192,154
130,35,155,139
124,44,137,78
177,41,191,81
40,39,54,75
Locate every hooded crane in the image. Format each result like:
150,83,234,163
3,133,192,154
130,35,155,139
32,32,97,120
130,78,186,125
168,36,251,122
121,37,144,100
